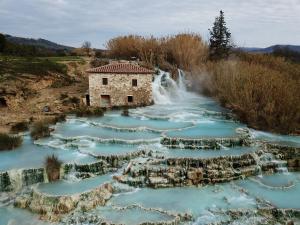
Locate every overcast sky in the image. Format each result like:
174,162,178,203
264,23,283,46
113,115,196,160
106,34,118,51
0,0,299,48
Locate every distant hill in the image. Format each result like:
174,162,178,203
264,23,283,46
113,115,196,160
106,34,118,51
4,34,74,51
239,45,300,53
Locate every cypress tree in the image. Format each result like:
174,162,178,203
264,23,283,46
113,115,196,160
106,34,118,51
208,10,232,60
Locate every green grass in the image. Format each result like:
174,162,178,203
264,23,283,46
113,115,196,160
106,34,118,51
0,56,69,81
0,55,84,62
37,56,85,62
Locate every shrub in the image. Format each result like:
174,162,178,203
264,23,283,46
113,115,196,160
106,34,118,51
202,56,300,134
0,133,22,151
10,121,29,133
30,121,51,140
45,154,62,182
73,106,104,117
60,93,68,100
90,58,110,68
51,114,67,124
106,33,208,71
93,107,104,117
69,96,81,104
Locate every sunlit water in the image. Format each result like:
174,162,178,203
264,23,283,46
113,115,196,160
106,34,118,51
0,70,299,224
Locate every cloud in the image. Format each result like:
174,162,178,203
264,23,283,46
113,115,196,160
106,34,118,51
0,0,299,48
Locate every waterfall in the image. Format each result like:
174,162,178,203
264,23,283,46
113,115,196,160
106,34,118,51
152,69,190,105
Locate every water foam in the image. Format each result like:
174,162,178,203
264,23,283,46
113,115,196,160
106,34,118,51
152,69,191,105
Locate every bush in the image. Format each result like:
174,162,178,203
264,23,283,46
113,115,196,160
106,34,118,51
45,154,62,182
50,114,67,124
106,33,208,71
93,107,104,117
60,93,68,100
202,55,300,134
30,121,51,140
0,133,22,151
90,58,110,68
73,106,104,117
10,121,29,133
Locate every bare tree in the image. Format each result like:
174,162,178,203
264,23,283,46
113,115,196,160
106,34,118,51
82,41,92,56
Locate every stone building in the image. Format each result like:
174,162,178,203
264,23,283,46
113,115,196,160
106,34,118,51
87,62,154,108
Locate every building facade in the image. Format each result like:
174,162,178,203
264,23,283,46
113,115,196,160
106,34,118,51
87,62,154,108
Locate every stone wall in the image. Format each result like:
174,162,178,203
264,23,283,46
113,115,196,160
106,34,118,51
89,73,153,107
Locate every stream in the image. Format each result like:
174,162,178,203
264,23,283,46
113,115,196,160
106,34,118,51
0,70,299,225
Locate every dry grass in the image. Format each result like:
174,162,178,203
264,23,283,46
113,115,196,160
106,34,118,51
73,106,104,117
201,55,300,134
106,33,208,71
45,154,62,182
106,33,299,134
30,121,51,140
10,121,29,133
0,133,22,151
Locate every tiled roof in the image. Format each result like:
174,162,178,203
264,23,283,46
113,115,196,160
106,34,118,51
87,63,154,74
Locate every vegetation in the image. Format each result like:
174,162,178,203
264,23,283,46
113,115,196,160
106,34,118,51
106,18,299,134
0,133,22,151
11,121,29,133
106,33,207,71
0,33,72,57
0,57,68,80
82,41,92,56
272,46,300,63
208,10,232,60
30,121,51,140
45,154,62,182
73,106,104,117
50,114,67,124
201,53,300,134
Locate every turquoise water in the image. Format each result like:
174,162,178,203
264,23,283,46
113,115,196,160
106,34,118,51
0,73,299,224
109,184,256,219
0,136,97,172
75,140,142,156
250,130,300,146
90,115,194,131
237,172,300,209
96,206,175,225
0,206,51,225
165,121,243,139
53,119,160,141
37,173,113,196
158,146,257,159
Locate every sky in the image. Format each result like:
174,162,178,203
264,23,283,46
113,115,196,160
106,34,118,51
0,0,300,48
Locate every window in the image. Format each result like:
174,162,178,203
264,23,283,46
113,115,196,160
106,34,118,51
127,96,133,103
102,78,108,85
132,79,137,87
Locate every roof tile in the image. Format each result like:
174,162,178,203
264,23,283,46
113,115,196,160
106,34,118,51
87,63,154,74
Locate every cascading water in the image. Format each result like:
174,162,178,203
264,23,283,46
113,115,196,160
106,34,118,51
152,69,190,105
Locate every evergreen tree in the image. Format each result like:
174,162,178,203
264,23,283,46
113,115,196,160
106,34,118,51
208,10,232,60
0,33,6,53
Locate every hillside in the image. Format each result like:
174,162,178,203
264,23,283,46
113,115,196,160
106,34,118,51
4,34,73,51
239,45,300,53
